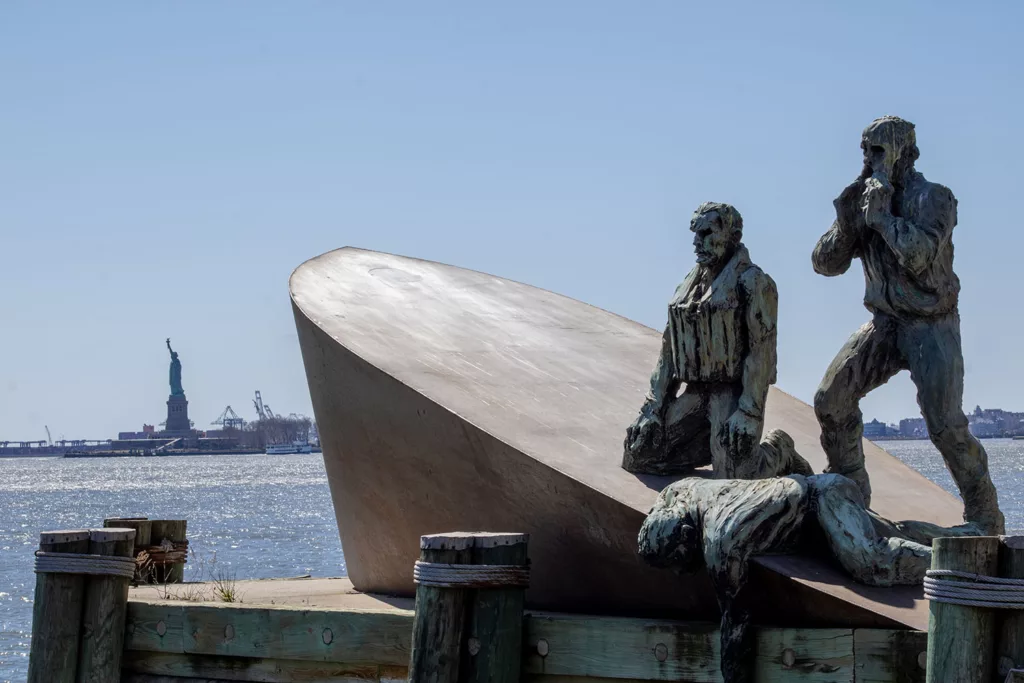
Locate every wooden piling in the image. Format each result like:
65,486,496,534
27,529,91,683
149,519,187,583
104,517,152,550
77,527,136,683
462,533,528,683
925,535,999,683
407,532,529,683
996,536,1024,680
409,533,474,683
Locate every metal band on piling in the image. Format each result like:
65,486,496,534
34,551,137,579
925,569,1024,609
413,561,530,588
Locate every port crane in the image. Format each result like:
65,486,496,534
253,390,279,420
211,406,245,430
253,390,268,420
45,425,52,446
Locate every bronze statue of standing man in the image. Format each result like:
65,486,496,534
812,116,1003,535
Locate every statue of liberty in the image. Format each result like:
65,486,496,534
166,338,185,397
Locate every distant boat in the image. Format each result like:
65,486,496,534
265,442,314,455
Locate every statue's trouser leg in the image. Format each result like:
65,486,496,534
708,386,745,478
650,387,711,473
809,474,931,585
718,591,755,683
898,314,1005,534
814,315,904,505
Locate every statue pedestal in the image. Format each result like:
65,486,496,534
165,394,190,433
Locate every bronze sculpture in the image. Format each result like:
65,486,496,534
623,202,808,479
812,116,1003,535
639,473,930,683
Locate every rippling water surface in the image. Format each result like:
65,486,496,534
2,441,1024,681
0,454,342,682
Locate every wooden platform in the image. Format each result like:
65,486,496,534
290,248,964,630
122,577,927,683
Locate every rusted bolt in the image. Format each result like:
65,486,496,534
467,637,481,656
536,639,549,657
156,621,167,636
654,643,668,662
224,624,235,641
323,628,334,645
781,648,796,667
918,651,928,670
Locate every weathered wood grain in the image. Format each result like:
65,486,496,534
127,599,413,666
523,613,721,682
150,520,187,583
996,536,1024,679
408,534,474,683
853,629,926,683
184,604,413,665
123,675,233,683
124,596,933,682
27,529,91,683
925,536,999,683
125,601,187,653
463,533,529,683
104,517,152,549
77,526,135,682
754,628,853,682
123,650,385,682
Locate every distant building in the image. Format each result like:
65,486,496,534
968,405,1024,437
899,417,928,438
863,419,892,438
969,418,1000,438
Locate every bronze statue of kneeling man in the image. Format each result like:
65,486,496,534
623,202,809,479
639,473,930,683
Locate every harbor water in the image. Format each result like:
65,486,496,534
2,441,1024,681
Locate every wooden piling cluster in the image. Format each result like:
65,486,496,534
27,527,136,683
29,527,1024,683
408,532,530,683
104,516,188,584
925,535,1024,683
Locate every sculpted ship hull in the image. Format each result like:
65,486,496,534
291,248,964,629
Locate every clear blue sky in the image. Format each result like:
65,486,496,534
2,2,1022,439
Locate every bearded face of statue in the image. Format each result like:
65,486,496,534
860,116,918,182
691,210,736,267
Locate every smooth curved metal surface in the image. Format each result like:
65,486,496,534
291,247,963,629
